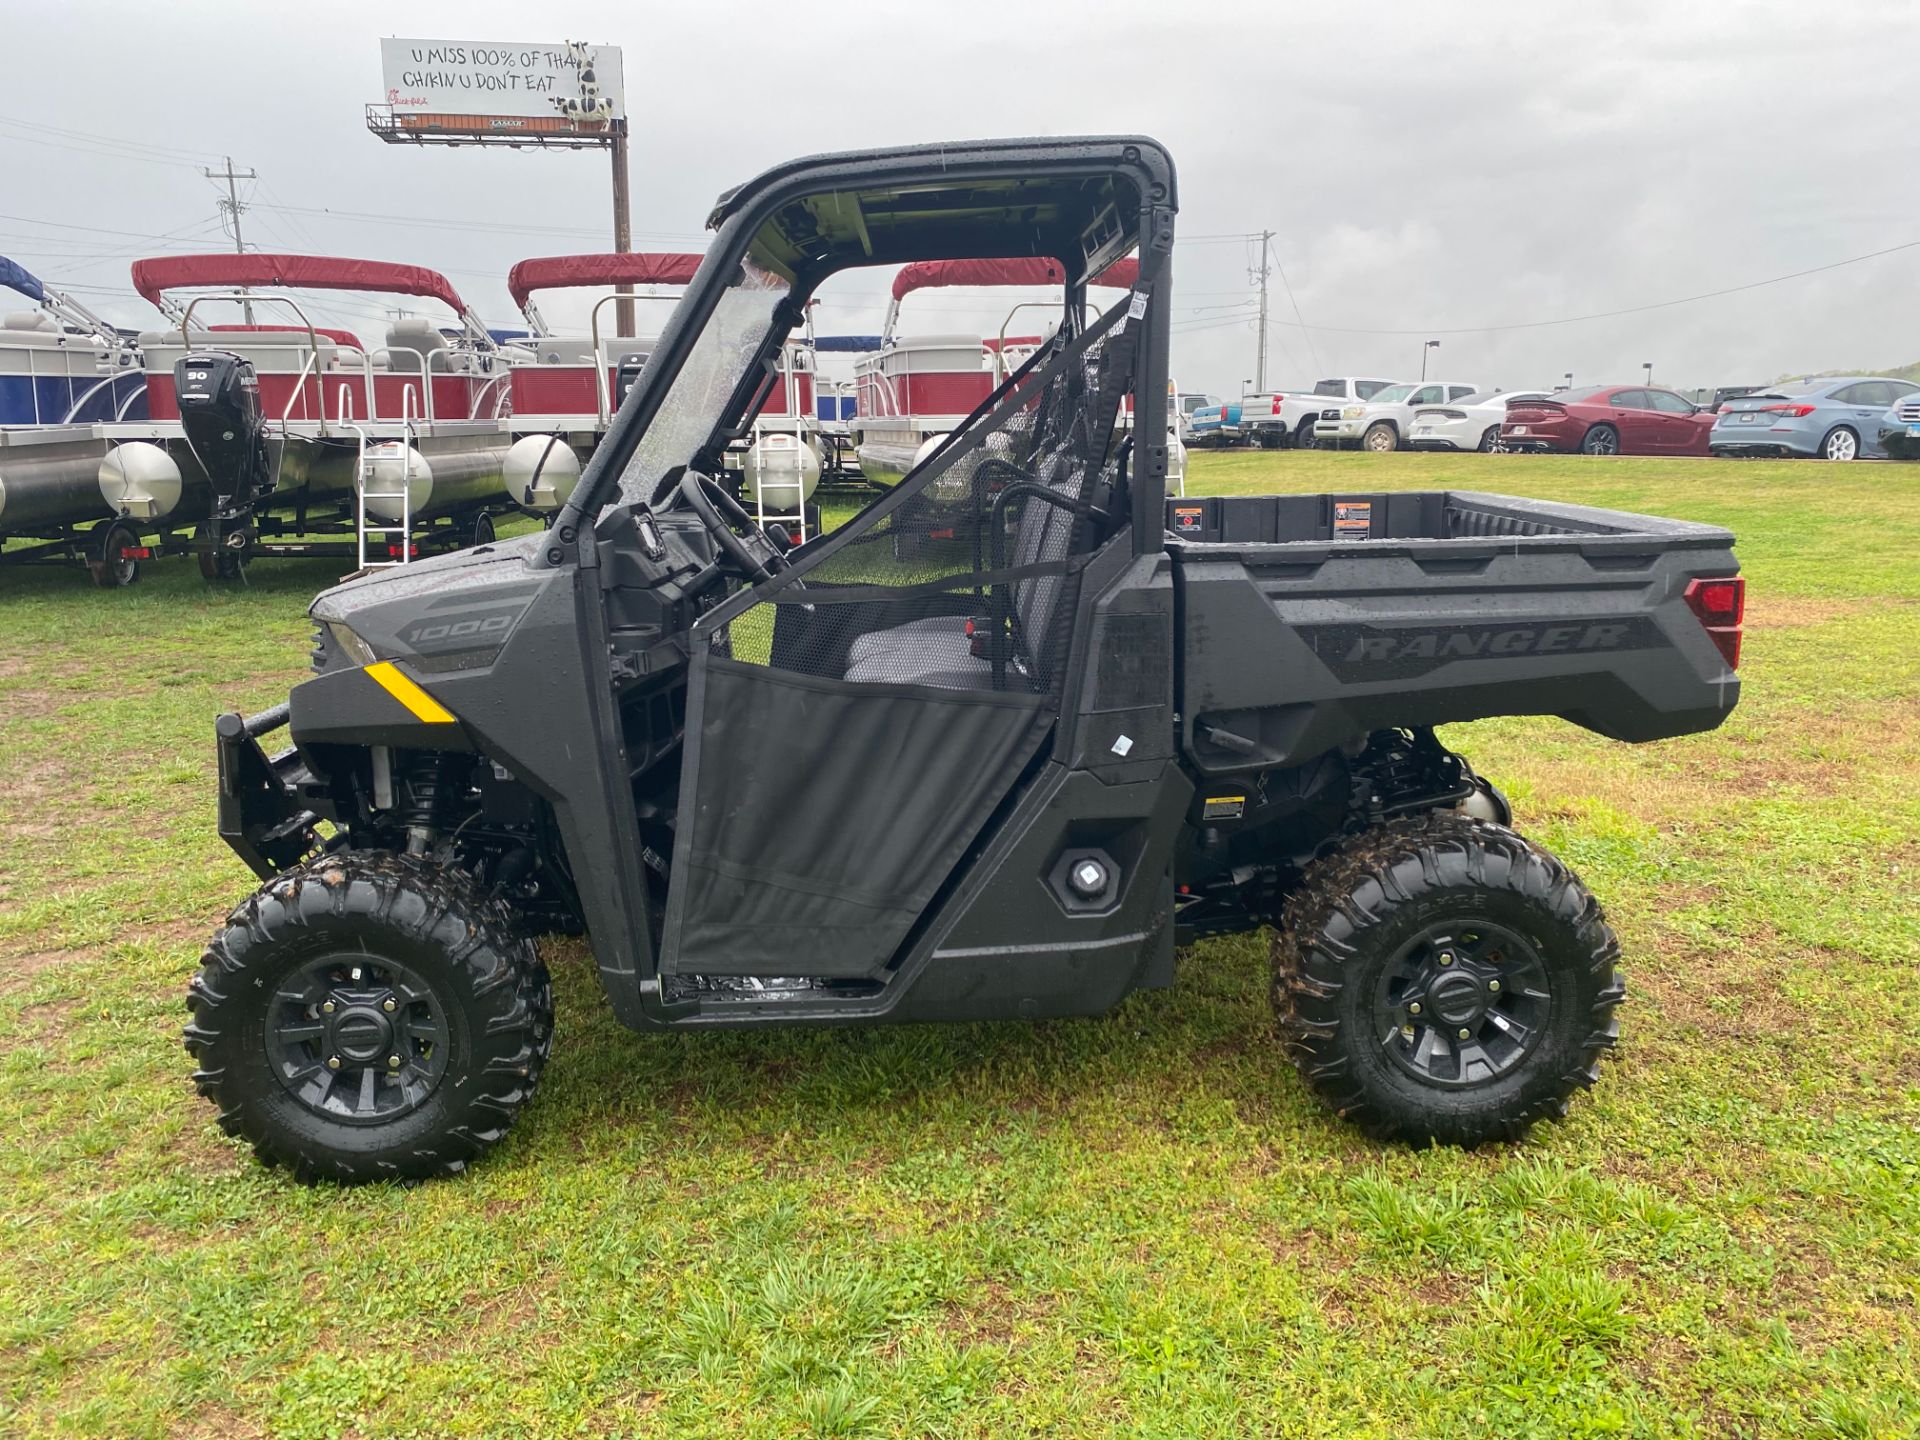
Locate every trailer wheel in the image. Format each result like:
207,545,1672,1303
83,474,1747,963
196,524,249,582
472,512,497,546
1271,812,1623,1147
184,850,554,1184
87,519,141,589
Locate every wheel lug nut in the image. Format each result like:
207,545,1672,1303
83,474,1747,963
321,1001,335,1014
1438,952,1454,966
1458,1028,1471,1041
388,1054,401,1069
1408,1002,1422,1015
382,998,396,1012
1401,1025,1415,1038
326,1056,341,1070
1488,979,1501,993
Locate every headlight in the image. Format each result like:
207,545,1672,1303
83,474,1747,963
1342,405,1365,420
326,621,378,667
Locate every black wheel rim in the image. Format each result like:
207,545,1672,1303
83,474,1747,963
265,952,452,1124
1373,921,1552,1088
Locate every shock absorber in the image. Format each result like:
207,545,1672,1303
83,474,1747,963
399,752,465,855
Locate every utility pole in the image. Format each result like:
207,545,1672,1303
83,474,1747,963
1251,229,1274,393
204,155,258,321
610,118,634,337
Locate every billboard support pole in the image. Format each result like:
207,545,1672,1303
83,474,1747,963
611,117,634,337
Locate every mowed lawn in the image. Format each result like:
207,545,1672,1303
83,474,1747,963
1,449,1917,1438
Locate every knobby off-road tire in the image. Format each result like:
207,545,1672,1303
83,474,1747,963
1271,812,1623,1147
184,850,553,1183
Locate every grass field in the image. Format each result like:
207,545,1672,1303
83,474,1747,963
2,449,1917,1438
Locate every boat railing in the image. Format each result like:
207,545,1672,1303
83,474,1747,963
179,293,329,436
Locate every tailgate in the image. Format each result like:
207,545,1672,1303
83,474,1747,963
1167,491,1742,774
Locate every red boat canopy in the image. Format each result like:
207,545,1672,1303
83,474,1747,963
507,253,705,311
131,254,471,318
889,256,1140,304
210,322,362,349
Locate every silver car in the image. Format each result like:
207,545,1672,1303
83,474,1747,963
1709,376,1920,461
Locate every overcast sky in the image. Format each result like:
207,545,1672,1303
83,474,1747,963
5,0,1917,394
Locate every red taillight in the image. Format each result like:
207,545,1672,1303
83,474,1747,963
1684,576,1745,669
1760,403,1816,417
119,545,152,560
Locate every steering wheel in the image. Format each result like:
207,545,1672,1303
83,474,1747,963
677,469,789,585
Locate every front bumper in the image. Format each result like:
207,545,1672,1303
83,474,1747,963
1882,426,1920,460
216,704,323,880
1315,419,1365,443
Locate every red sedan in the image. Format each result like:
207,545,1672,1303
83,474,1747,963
1502,386,1718,456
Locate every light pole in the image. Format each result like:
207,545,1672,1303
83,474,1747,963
1421,339,1440,382
1562,371,1573,392
1241,378,1254,401
1642,361,1654,387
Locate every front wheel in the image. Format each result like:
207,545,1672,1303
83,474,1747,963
1363,421,1398,453
1819,426,1859,462
1271,812,1623,1147
184,851,553,1183
1580,424,1619,456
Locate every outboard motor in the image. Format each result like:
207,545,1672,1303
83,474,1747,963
174,351,273,515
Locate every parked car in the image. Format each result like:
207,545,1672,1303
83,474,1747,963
1710,376,1920,461
1879,392,1920,459
1242,377,1399,449
1178,392,1235,445
1502,386,1718,456
1316,381,1482,452
1407,389,1551,452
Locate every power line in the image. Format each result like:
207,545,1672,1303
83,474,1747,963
1267,237,1324,373
0,111,226,162
1268,238,1920,336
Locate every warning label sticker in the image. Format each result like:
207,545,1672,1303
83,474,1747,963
1171,504,1206,534
1333,501,1373,539
1202,794,1246,820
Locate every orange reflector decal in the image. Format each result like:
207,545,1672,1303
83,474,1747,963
365,662,456,724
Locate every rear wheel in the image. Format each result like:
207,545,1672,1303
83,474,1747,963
1271,812,1623,1147
184,851,554,1183
472,511,497,545
1580,424,1619,456
1363,422,1398,453
1478,425,1502,452
1293,419,1318,451
1819,426,1859,462
86,519,140,589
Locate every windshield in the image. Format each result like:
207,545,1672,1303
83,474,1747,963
1369,384,1415,405
613,259,790,509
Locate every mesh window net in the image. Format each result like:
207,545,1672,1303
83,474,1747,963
665,290,1144,981
728,294,1141,699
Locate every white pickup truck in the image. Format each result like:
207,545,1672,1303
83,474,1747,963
1241,376,1400,449
1315,379,1482,451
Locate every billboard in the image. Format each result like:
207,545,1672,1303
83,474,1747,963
378,39,624,131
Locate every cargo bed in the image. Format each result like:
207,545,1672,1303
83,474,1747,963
1164,491,1743,774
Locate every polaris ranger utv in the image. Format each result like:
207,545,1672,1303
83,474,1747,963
187,137,1745,1182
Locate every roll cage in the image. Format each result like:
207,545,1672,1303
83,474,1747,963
549,135,1177,558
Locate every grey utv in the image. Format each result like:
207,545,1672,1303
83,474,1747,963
187,137,1744,1181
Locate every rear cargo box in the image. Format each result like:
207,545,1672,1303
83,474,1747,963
1165,491,1741,774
